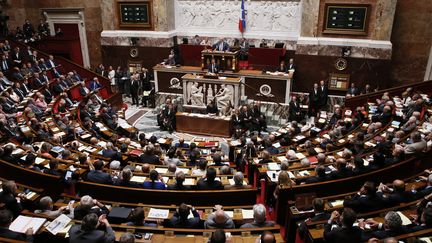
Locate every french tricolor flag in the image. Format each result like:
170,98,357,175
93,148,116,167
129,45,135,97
238,0,246,33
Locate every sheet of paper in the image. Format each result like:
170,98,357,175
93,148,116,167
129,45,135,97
154,168,168,174
183,178,195,186
228,179,247,185
330,200,344,207
130,176,146,183
9,215,46,234
396,211,412,226
35,157,46,165
267,163,280,171
295,153,306,159
147,208,169,219
46,214,72,235
242,209,254,219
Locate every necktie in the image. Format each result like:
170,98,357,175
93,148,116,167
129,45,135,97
3,60,7,70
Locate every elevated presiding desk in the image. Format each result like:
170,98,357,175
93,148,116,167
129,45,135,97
154,65,292,104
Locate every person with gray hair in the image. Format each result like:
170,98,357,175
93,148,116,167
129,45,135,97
224,172,252,190
119,232,135,243
219,165,233,175
167,163,177,174
109,160,121,170
240,204,275,228
362,211,408,240
167,170,191,190
34,196,74,218
404,132,427,154
300,158,311,167
73,195,109,220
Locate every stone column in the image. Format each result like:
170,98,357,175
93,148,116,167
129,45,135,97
300,0,320,37
372,0,397,41
153,0,175,31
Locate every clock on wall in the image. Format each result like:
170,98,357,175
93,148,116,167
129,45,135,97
335,58,348,71
130,47,139,58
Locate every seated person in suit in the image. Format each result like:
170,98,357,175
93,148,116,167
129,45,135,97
207,58,220,74
304,165,328,184
330,158,354,179
404,132,427,155
125,207,156,227
143,170,166,190
73,195,110,220
343,181,384,213
197,167,223,190
224,172,252,190
34,196,73,218
413,174,432,199
298,198,331,238
0,209,33,242
204,204,235,229
409,206,432,232
377,179,414,206
115,168,140,188
86,160,113,185
139,145,160,164
240,204,275,228
69,213,115,243
360,211,410,240
324,208,362,243
167,171,191,190
0,181,23,218
166,203,200,228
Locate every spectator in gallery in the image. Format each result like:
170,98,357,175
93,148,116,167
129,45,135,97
347,82,360,96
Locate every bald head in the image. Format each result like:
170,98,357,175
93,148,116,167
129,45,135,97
214,210,228,225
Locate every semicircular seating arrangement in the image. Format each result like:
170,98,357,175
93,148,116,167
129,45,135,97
0,39,432,243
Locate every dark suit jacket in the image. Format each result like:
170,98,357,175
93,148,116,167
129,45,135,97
79,86,89,96
343,194,384,213
139,154,160,164
0,192,22,217
0,226,33,242
197,179,223,190
207,63,220,73
73,205,110,220
86,170,113,185
167,210,200,228
167,183,191,190
68,225,115,243
324,224,362,243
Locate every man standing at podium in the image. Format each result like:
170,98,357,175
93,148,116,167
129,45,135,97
208,58,220,74
213,38,230,52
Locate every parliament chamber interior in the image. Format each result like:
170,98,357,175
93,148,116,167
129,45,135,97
0,0,431,242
